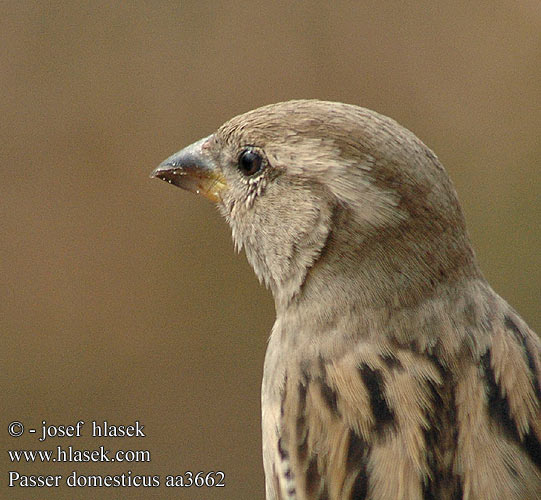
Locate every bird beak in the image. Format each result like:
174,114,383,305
150,135,228,203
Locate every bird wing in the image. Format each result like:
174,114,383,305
276,312,540,500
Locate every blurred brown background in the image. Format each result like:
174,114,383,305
1,1,539,498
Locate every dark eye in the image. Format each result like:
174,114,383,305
238,149,263,176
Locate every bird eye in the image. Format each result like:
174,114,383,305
238,149,263,176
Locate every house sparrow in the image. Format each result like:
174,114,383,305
151,100,540,500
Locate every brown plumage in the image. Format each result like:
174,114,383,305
152,100,540,499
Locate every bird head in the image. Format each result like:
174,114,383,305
152,100,477,312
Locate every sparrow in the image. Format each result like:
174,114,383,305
151,100,540,500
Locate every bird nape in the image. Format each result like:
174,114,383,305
151,100,540,500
